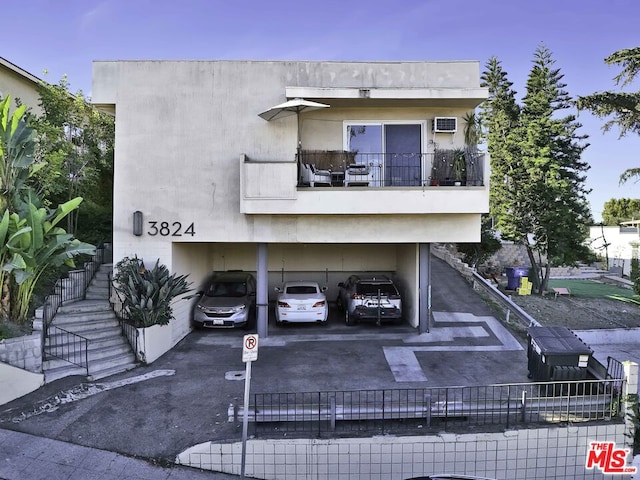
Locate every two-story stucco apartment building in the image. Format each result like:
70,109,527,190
92,59,489,350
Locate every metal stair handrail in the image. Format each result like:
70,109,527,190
41,242,112,372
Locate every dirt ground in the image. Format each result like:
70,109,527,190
508,286,640,330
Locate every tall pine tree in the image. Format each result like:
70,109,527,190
480,57,520,231
483,46,592,293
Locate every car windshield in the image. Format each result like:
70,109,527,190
206,281,247,297
286,286,318,295
356,283,398,296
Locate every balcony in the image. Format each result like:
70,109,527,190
240,150,489,216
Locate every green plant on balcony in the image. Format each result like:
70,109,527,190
113,256,193,328
452,148,467,185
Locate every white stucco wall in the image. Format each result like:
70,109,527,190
95,60,489,340
177,423,628,480
589,225,640,276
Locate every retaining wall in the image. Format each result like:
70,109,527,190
177,423,629,480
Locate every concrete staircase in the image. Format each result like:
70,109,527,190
43,264,139,383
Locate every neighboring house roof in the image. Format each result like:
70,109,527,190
0,56,46,114
0,56,43,86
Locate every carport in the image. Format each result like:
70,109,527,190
172,242,433,337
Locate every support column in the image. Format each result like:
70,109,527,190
418,243,432,334
623,361,639,449
256,243,268,338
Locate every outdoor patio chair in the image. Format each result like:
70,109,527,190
300,163,332,187
343,163,371,186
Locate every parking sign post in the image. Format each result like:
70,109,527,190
240,334,258,479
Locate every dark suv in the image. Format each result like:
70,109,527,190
336,275,402,325
192,271,256,329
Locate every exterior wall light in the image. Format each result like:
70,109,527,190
133,210,143,236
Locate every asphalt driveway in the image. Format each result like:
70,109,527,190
0,256,530,464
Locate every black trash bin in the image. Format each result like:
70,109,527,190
505,266,529,290
527,326,592,394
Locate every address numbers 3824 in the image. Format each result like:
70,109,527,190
147,221,195,237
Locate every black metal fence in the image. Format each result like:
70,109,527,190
45,326,89,371
108,272,139,359
243,378,624,438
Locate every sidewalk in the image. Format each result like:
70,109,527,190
0,428,239,480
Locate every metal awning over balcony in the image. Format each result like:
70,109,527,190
285,86,488,108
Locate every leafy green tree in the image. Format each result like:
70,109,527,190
456,215,501,269
30,76,114,244
601,198,640,225
0,96,94,324
577,47,640,184
482,46,592,294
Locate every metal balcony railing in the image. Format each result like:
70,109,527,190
297,149,485,188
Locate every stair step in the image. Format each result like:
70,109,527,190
54,312,116,325
43,344,134,370
86,286,109,294
51,318,119,334
58,300,112,314
89,362,138,381
47,324,123,343
85,290,110,298
45,335,127,352
44,365,88,383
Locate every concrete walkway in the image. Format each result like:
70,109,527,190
0,428,238,479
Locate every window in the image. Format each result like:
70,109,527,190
345,122,423,186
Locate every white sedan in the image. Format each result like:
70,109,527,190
275,281,328,325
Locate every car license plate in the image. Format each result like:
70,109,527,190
213,319,224,325
297,305,306,310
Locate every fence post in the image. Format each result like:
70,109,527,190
622,361,639,450
424,393,431,427
521,390,527,423
506,385,511,429
329,394,336,432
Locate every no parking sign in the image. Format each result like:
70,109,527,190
242,334,259,362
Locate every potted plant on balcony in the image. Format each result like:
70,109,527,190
463,112,484,185
452,148,467,186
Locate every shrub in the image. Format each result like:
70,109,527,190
113,256,193,328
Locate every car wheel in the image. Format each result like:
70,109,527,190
345,309,355,326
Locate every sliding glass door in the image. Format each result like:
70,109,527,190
346,122,423,186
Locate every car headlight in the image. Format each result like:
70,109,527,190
231,304,247,313
196,304,206,311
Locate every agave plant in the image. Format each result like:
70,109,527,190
113,256,193,328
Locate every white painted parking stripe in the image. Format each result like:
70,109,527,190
383,347,428,382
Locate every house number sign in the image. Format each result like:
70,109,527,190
147,221,196,237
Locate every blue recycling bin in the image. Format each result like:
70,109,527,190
505,266,529,290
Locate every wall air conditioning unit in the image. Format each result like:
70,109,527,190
433,117,457,133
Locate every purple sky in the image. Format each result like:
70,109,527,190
4,0,639,221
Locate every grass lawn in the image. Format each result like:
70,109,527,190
547,279,640,303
